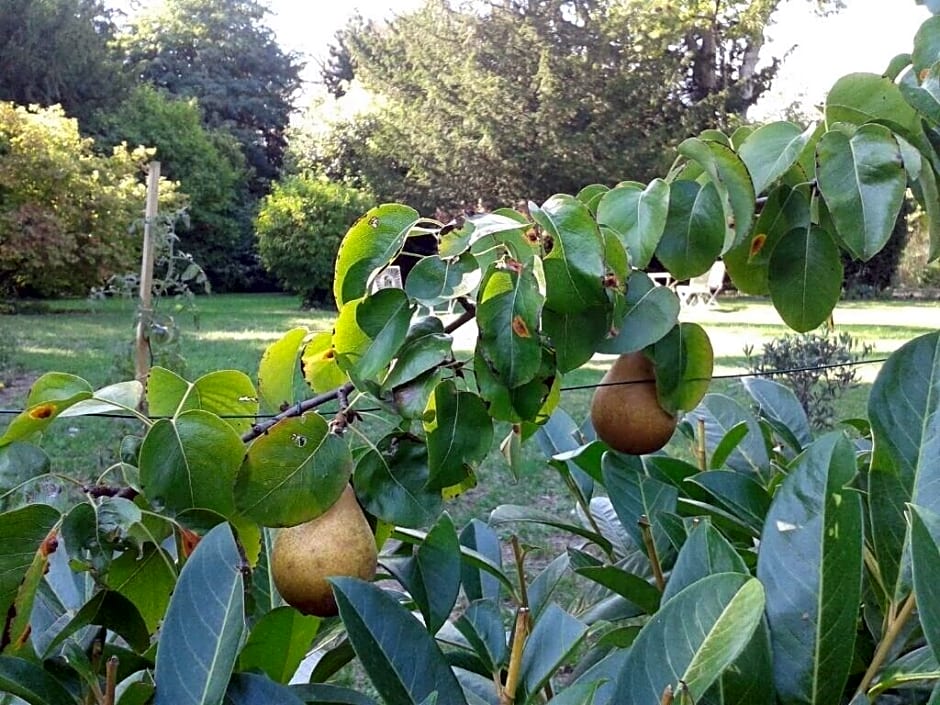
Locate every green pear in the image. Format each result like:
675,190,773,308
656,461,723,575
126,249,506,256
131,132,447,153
271,484,377,617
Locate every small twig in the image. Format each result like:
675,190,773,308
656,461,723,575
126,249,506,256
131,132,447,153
695,418,707,471
854,591,917,699
103,656,118,705
500,607,530,705
639,515,666,592
510,536,530,612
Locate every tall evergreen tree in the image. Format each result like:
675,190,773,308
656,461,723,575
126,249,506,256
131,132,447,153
120,0,303,194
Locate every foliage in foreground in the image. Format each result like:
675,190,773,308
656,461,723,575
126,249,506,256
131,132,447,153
3,10,940,705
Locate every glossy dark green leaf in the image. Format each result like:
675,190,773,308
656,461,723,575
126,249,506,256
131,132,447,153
140,410,243,518
458,520,503,602
574,565,661,614
223,673,306,705
384,513,460,635
155,523,246,705
331,578,468,705
869,645,940,698
424,382,493,490
0,504,60,636
689,394,769,477
354,435,441,528
613,573,765,704
518,603,588,699
42,590,149,658
601,452,677,562
687,471,772,537
0,655,79,704
662,521,747,603
768,224,843,332
405,253,480,305
542,307,609,373
648,322,714,414
825,73,932,166
105,545,176,633
737,121,814,195
677,137,755,251
455,599,507,673
596,179,670,269
258,327,307,414
531,194,607,314
912,159,940,262
476,258,544,388
528,553,571,621
382,318,453,392
656,180,725,280
235,413,352,527
756,433,862,705
724,184,812,295
238,607,321,684
596,271,679,355
869,332,940,597
742,377,813,450
911,505,940,675
334,204,419,307
817,124,906,261
334,288,413,382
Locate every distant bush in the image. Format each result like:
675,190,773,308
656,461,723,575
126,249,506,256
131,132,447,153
255,175,372,306
0,103,180,298
744,327,872,429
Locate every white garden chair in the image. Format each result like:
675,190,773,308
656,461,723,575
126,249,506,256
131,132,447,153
676,260,726,307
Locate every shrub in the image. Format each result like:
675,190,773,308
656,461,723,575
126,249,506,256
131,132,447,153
0,103,181,297
255,174,372,305
744,327,872,428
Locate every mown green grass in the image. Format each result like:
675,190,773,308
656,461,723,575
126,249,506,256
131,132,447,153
1,293,936,528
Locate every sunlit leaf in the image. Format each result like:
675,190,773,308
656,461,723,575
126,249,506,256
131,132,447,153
301,331,348,394
596,179,670,269
238,606,321,684
531,194,607,314
334,204,420,308
649,323,714,414
613,573,765,704
737,121,814,195
258,327,308,414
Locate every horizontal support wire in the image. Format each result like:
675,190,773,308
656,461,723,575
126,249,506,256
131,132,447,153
0,357,890,422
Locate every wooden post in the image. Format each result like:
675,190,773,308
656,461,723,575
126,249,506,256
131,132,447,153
135,162,161,386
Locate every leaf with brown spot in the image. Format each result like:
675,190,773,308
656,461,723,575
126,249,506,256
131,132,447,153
749,233,768,259
511,316,531,338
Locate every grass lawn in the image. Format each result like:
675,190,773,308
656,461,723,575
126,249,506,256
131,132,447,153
1,292,937,529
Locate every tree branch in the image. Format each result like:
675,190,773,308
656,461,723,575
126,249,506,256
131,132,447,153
240,299,477,443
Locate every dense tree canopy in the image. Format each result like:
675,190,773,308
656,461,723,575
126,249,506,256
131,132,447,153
96,86,252,288
119,0,303,195
0,0,127,130
306,0,842,214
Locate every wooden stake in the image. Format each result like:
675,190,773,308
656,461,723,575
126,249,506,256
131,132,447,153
134,162,160,389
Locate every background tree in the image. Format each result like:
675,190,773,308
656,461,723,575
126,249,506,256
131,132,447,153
119,0,303,195
97,86,255,290
0,0,128,131
304,0,842,214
